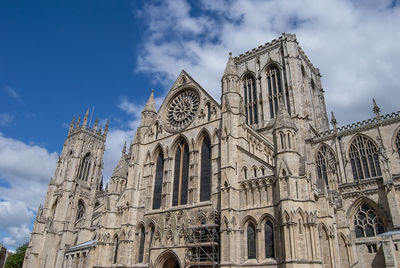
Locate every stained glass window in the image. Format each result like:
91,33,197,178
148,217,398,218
243,75,258,125
247,223,256,259
264,221,274,258
316,145,336,187
152,151,164,209
354,203,384,238
78,153,91,181
138,226,146,263
200,136,212,202
266,67,282,119
349,136,381,181
173,141,189,206
396,131,400,158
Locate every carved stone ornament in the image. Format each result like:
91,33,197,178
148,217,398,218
165,88,200,132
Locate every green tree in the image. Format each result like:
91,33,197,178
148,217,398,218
4,243,28,268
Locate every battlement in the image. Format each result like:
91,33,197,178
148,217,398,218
67,108,109,139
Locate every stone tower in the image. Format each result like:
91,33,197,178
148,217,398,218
23,109,107,268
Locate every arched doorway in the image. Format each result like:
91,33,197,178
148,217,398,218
154,250,181,268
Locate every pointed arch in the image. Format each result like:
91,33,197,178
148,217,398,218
152,147,164,210
138,225,146,263
247,222,257,259
348,135,381,180
315,143,337,187
172,137,190,206
78,152,91,181
264,63,283,119
200,134,212,202
242,73,258,125
113,234,119,264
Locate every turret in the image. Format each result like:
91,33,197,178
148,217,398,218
140,90,157,127
110,142,129,194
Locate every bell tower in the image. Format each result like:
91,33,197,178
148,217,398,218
23,109,108,268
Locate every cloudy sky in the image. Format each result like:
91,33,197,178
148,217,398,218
0,0,399,250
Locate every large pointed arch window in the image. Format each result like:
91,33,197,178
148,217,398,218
349,136,381,180
247,222,256,259
266,66,282,119
152,150,164,210
173,140,189,206
78,153,91,181
316,145,336,187
264,221,274,258
200,136,212,202
243,74,258,125
396,131,400,158
138,226,146,263
354,203,384,238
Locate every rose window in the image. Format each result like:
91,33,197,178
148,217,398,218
166,89,200,131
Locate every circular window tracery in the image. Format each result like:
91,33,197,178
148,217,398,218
165,89,200,132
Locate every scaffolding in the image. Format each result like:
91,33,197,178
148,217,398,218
184,222,220,268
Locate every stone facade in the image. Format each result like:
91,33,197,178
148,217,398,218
23,33,400,268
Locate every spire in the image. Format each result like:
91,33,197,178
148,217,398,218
330,111,337,132
143,90,156,113
111,147,129,179
93,117,98,131
75,115,81,128
103,119,109,137
82,108,89,128
222,52,238,78
373,98,381,120
68,116,75,134
274,98,295,131
122,141,127,154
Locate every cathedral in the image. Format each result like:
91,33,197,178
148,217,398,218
23,33,400,268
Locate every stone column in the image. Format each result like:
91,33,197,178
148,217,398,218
381,236,398,268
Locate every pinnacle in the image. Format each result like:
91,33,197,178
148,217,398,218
223,52,238,77
274,98,295,130
143,90,156,113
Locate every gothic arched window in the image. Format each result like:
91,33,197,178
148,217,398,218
396,131,400,158
264,221,274,258
138,226,146,263
349,136,381,181
316,145,336,187
113,235,119,264
266,66,282,119
200,136,212,202
76,200,85,221
243,74,258,125
78,153,91,181
172,141,189,206
247,223,256,259
354,203,384,238
152,150,164,210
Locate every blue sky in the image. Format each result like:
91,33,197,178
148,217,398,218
0,0,399,250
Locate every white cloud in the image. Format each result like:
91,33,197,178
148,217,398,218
0,133,58,249
136,0,400,124
3,85,23,104
0,113,13,126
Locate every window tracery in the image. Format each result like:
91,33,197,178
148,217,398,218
349,136,381,180
152,150,164,210
316,145,336,187
243,74,258,125
266,66,282,119
396,130,400,158
354,203,384,238
172,140,189,206
78,153,91,181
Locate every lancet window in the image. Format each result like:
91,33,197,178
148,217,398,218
316,145,336,187
266,66,282,119
264,221,274,258
78,153,91,181
349,136,381,181
200,136,212,202
247,223,256,259
138,226,146,263
113,235,119,264
243,74,258,125
354,203,384,238
76,200,85,221
396,131,400,158
172,141,189,206
152,150,164,210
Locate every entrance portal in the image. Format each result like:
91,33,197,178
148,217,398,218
154,250,181,268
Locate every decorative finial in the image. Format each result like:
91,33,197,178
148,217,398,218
83,108,89,128
75,115,81,128
103,119,109,137
229,52,232,57
68,115,75,134
93,117,98,131
122,141,127,154
373,98,381,120
330,111,337,132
